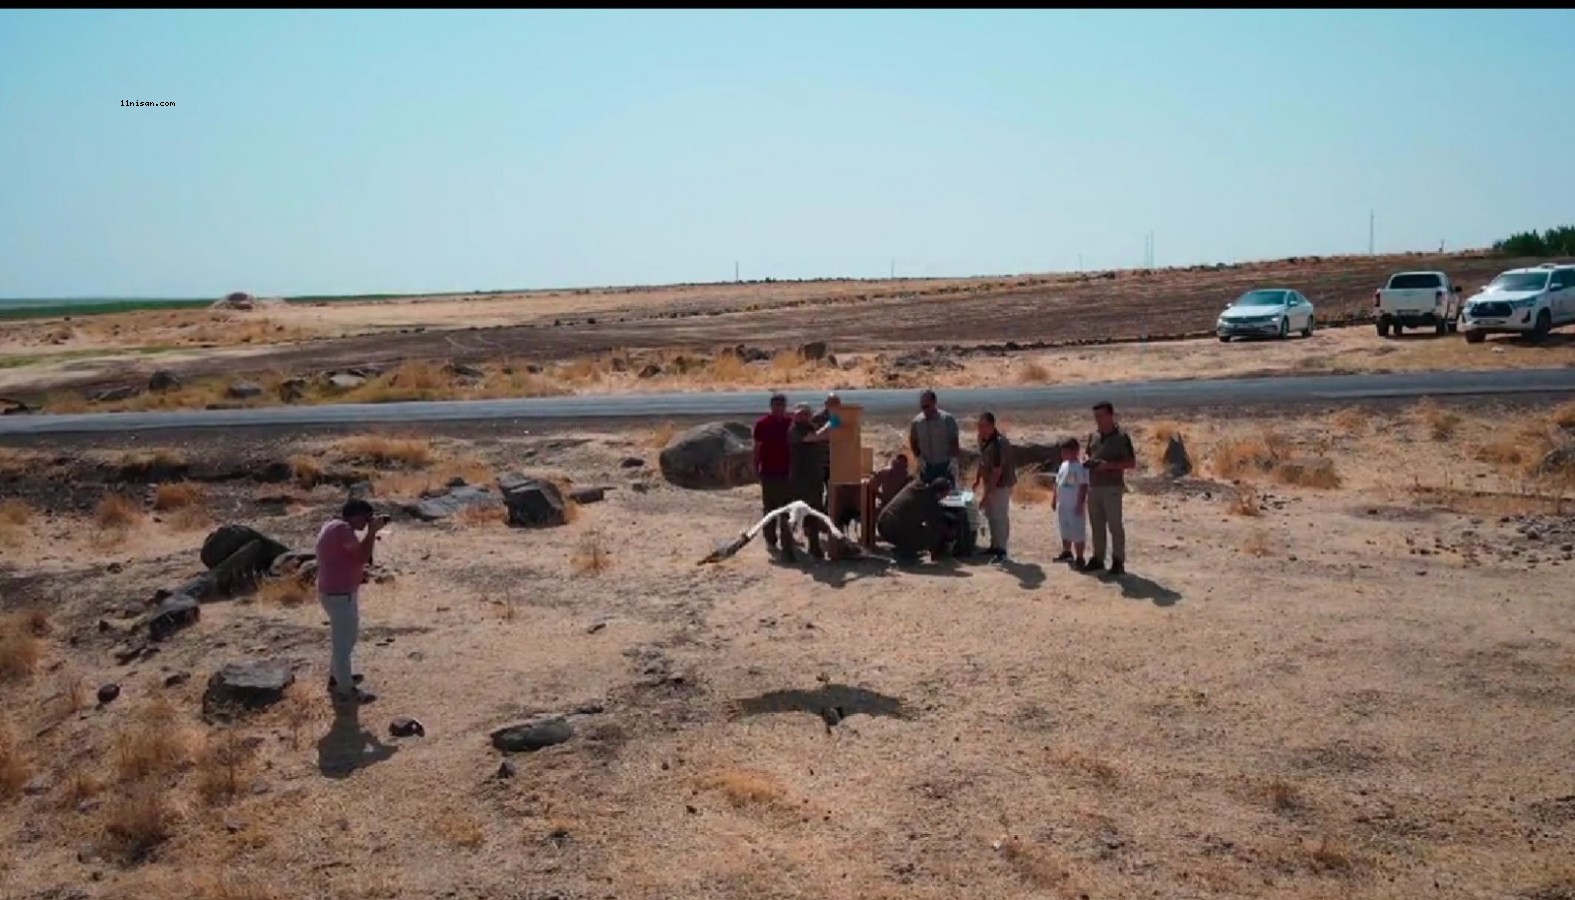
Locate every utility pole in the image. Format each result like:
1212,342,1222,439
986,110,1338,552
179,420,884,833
1077,253,1083,271
734,261,740,283
890,258,895,279
1368,211,1375,255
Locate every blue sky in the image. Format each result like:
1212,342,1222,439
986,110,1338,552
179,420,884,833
1,9,1570,297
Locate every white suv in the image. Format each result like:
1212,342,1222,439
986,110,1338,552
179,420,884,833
1461,264,1575,343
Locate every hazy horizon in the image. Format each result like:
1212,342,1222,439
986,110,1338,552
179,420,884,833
2,9,1571,298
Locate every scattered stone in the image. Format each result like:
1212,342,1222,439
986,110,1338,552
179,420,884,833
95,684,120,705
568,487,606,505
227,381,264,400
499,473,569,528
445,362,486,379
619,457,646,469
800,340,828,361
147,594,200,641
403,485,495,522
163,672,190,688
1163,435,1193,478
658,421,756,490
637,364,662,379
496,760,517,779
107,562,123,574
389,716,426,738
491,717,574,753
114,644,149,665
202,661,295,717
348,480,375,500
147,370,181,393
0,396,36,415
586,621,607,634
253,460,292,484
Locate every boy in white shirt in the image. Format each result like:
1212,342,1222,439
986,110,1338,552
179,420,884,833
1051,438,1090,566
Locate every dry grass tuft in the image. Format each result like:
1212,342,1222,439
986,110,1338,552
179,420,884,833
0,612,46,682
1227,485,1263,517
167,503,213,531
649,420,679,449
196,728,255,806
152,481,204,511
1016,359,1052,383
0,447,41,476
432,810,487,849
101,784,178,864
1241,530,1273,557
256,575,311,607
1210,431,1340,489
1414,399,1463,441
0,497,30,526
60,769,102,809
455,503,505,527
1264,777,1305,813
119,447,187,471
1329,407,1368,435
331,434,434,468
1273,456,1343,489
1554,401,1575,430
276,687,320,751
1013,471,1052,505
1049,747,1120,786
113,697,191,784
288,454,323,487
999,838,1081,890
95,491,144,531
695,768,789,808
571,530,612,576
0,721,30,800
1305,836,1357,874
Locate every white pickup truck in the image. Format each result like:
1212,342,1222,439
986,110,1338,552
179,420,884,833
1373,270,1463,337
1460,264,1575,343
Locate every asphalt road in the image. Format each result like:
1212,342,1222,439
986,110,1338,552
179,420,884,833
2,369,1573,437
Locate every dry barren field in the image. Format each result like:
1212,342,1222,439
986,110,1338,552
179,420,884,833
4,250,1567,412
2,398,1574,900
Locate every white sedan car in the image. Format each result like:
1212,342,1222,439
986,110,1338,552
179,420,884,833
1216,288,1316,342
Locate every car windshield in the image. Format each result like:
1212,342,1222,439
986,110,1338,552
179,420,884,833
1387,273,1442,290
1234,290,1288,307
1489,272,1550,292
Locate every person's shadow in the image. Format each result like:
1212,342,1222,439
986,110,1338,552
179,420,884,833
997,559,1046,590
316,702,399,779
1109,572,1183,608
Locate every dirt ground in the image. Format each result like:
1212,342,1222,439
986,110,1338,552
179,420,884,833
2,399,1573,900
2,251,1548,402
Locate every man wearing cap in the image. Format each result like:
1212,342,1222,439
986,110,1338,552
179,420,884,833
786,402,832,560
1084,401,1137,576
752,393,794,554
316,499,387,705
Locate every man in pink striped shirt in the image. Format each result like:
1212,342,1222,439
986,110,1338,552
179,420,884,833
316,499,386,705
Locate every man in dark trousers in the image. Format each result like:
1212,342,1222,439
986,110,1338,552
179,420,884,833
1083,401,1137,576
752,393,794,555
876,477,953,562
786,402,831,561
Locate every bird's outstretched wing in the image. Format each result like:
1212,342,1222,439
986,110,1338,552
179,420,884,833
699,500,856,565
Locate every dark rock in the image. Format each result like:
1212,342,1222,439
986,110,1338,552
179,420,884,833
403,485,495,522
212,539,290,597
491,717,573,753
1163,435,1193,478
800,341,828,361
163,672,190,688
658,421,756,490
498,473,568,528
389,716,426,738
496,760,517,779
586,621,607,634
107,562,123,574
96,683,121,705
147,370,181,393
253,460,292,483
1,396,37,415
348,480,375,500
227,381,264,400
637,364,662,379
278,378,309,403
446,362,486,379
147,594,200,641
202,661,295,717
568,487,606,505
619,457,646,469
201,525,290,570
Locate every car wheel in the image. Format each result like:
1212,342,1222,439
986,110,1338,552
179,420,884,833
1533,310,1553,341
1302,316,1314,337
1218,335,1231,343
1447,318,1459,334
1278,317,1289,340
1377,320,1390,338
1435,318,1448,336
1465,330,1485,344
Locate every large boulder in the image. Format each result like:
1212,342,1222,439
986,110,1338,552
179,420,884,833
403,485,495,522
1163,435,1193,478
148,370,181,393
658,421,756,490
491,717,573,753
147,594,200,641
498,474,568,528
201,525,289,570
202,661,294,718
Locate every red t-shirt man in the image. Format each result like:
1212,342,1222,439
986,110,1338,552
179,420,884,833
753,397,793,480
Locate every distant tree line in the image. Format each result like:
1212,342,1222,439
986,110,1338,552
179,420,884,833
1493,225,1575,257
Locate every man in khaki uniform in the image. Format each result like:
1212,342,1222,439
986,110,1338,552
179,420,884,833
973,411,1016,562
1083,401,1136,576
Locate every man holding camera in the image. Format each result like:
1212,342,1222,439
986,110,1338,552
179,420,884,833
316,499,386,705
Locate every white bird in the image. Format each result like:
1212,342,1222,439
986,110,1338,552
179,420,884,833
699,500,859,565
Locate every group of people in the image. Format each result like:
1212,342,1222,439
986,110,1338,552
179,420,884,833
753,389,1137,574
310,391,1137,708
